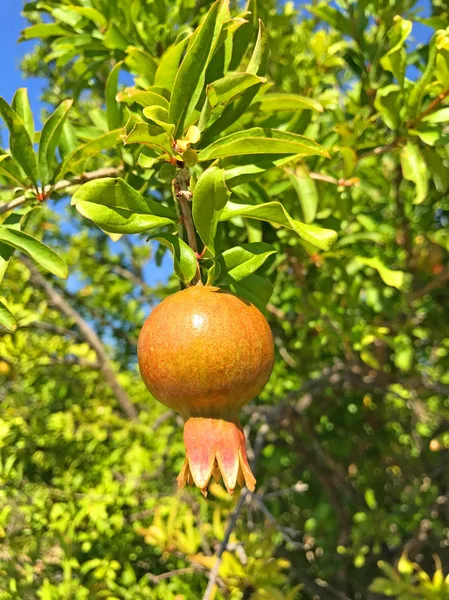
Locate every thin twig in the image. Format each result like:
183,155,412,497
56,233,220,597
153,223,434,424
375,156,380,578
202,490,249,600
147,567,196,583
0,166,121,215
172,167,202,284
24,258,138,420
408,267,449,302
407,86,449,128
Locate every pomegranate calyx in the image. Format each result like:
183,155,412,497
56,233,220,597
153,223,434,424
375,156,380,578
177,417,256,496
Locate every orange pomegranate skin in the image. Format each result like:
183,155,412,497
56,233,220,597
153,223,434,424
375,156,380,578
137,286,274,494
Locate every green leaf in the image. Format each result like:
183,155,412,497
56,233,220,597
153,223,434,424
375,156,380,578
374,85,402,131
58,120,78,161
380,16,412,87
74,203,174,235
192,166,231,255
356,256,406,289
68,6,107,27
142,106,174,135
57,129,122,177
168,0,228,137
287,165,319,224
0,153,28,187
257,94,324,114
71,177,176,219
12,88,34,141
0,237,14,285
116,88,169,109
0,226,68,278
207,73,264,108
223,154,299,188
425,149,449,193
104,24,128,51
199,128,330,161
72,177,175,235
219,201,337,251
0,97,38,184
246,19,269,76
38,99,73,185
0,301,16,332
19,23,68,40
400,142,429,204
310,5,353,37
122,123,172,155
125,46,158,84
231,273,273,312
154,37,190,92
216,242,276,284
149,233,197,285
201,19,268,144
422,108,449,124
106,61,123,131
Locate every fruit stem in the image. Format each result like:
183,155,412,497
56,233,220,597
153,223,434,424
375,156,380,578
173,167,203,285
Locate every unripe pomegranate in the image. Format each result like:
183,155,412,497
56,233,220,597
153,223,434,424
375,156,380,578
138,286,274,496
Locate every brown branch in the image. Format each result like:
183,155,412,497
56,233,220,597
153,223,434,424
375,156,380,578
202,489,249,600
173,167,202,285
19,321,81,340
358,140,402,161
408,267,449,302
24,258,138,420
0,166,122,216
309,172,359,187
407,86,449,128
147,567,196,583
202,423,269,600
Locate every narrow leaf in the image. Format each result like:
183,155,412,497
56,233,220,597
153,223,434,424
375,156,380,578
75,203,174,234
201,19,268,144
122,123,173,155
199,127,330,161
216,242,276,284
0,97,38,184
223,154,299,188
231,273,273,312
380,16,412,87
116,88,169,109
0,301,16,332
422,108,449,124
106,61,123,131
12,88,34,141
38,99,73,185
155,37,190,91
57,129,122,178
207,73,264,108
0,153,28,187
143,106,174,135
0,227,68,278
169,0,229,137
125,46,158,84
219,201,337,251
288,165,319,224
192,166,231,255
257,94,323,113
20,23,68,40
400,142,429,204
150,233,197,285
71,177,176,219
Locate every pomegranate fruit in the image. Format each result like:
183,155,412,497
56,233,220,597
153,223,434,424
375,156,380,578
138,286,274,495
